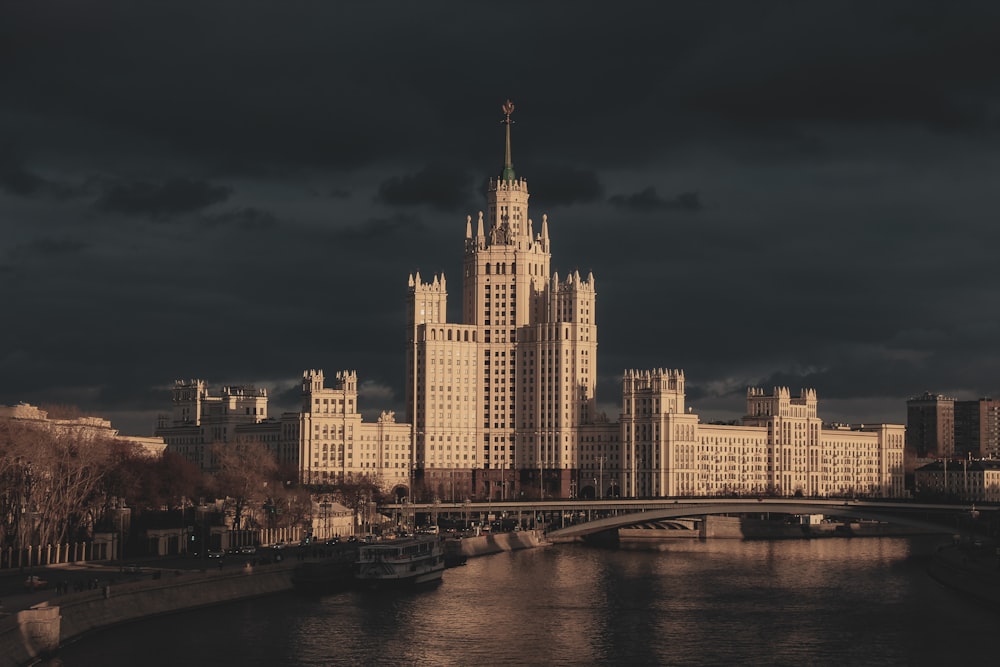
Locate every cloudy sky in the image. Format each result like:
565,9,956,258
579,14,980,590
3,2,1000,435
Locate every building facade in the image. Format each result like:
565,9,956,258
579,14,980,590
155,372,411,495
1,403,165,456
914,459,1000,502
953,398,1000,460
618,372,905,499
155,102,907,501
906,392,955,459
406,101,597,500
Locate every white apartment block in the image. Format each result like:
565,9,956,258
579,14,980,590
618,371,905,499
155,372,411,495
2,402,166,456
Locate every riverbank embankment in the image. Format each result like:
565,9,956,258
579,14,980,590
445,529,549,559
1,530,549,666
925,540,1000,612
0,562,297,667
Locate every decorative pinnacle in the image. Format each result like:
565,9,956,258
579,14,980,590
501,99,516,182
502,99,515,124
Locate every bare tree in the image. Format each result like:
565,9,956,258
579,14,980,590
210,442,279,531
336,474,386,535
0,419,115,547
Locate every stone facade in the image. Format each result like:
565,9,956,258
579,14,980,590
618,372,905,499
156,372,412,495
906,391,956,459
0,403,165,456
153,104,906,500
914,458,1000,502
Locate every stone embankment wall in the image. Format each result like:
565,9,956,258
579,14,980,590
0,563,296,667
1,533,549,666
446,530,548,558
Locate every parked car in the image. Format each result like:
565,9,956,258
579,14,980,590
24,575,47,589
239,545,258,555
122,563,142,574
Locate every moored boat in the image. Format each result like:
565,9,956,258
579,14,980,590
355,535,445,587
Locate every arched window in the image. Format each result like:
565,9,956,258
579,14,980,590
485,263,491,275
448,330,453,341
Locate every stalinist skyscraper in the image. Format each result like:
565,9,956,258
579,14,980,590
407,100,598,501
156,102,904,501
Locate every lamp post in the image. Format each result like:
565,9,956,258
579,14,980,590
179,496,187,556
321,501,330,540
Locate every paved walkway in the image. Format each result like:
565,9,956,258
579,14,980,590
0,561,124,614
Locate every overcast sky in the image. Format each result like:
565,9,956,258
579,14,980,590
4,1,1000,435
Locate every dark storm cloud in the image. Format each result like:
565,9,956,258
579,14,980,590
608,187,702,212
94,178,232,220
4,1,1000,434
0,166,80,200
202,207,278,231
521,164,603,208
328,213,427,242
13,238,89,257
376,165,474,212
0,150,84,200
670,3,1000,136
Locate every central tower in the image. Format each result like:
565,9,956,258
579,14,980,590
407,100,598,501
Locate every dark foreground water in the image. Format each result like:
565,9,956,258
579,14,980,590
47,537,996,666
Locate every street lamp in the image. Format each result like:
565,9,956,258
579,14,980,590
179,496,187,556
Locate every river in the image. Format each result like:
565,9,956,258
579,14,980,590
45,536,996,666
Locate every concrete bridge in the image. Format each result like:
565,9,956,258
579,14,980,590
384,498,992,541
547,500,988,542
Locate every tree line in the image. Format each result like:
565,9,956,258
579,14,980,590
0,416,386,550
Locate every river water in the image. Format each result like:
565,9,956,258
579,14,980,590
47,536,996,666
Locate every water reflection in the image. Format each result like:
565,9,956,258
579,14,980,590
49,537,996,666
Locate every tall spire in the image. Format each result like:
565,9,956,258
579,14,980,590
501,99,516,182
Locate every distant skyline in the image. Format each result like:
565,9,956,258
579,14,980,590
4,2,1000,435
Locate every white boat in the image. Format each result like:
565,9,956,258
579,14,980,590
355,535,445,587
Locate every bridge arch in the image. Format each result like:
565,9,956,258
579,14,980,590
547,502,962,541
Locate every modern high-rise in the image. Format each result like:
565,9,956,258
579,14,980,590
407,100,597,500
906,392,955,458
953,398,1000,459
